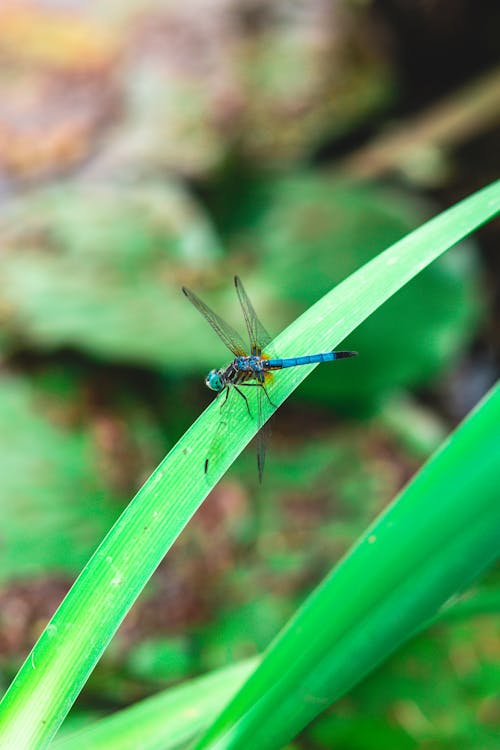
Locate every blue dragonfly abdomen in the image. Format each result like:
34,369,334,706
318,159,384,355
265,351,356,369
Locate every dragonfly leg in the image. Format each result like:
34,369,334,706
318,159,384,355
239,382,278,409
259,383,278,409
218,386,231,413
206,388,231,477
234,386,252,417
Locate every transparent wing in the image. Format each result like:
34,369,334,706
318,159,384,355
234,276,273,356
182,286,247,357
205,386,271,484
204,397,231,481
255,387,271,483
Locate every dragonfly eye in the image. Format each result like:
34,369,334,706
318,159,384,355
205,369,223,391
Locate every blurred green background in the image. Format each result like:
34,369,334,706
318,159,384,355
0,2,499,748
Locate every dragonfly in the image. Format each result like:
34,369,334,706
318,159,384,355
182,276,357,481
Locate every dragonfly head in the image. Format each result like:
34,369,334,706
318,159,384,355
205,369,224,392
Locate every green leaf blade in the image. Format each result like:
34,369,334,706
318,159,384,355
192,382,500,750
52,659,257,750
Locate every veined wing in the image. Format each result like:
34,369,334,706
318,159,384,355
182,285,247,357
255,386,271,483
234,276,273,356
203,386,269,483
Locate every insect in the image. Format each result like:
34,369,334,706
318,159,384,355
182,276,357,481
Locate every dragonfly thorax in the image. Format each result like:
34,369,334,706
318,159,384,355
235,354,263,370
205,369,224,392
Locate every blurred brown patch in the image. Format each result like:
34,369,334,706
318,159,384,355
0,577,70,657
0,5,120,180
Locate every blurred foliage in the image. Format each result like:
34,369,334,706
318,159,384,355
0,179,221,365
0,1,393,182
124,636,193,684
308,615,500,750
0,367,165,582
0,5,119,180
0,0,497,748
0,373,119,581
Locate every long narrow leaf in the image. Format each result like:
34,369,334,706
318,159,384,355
193,382,500,750
0,181,499,749
52,659,257,750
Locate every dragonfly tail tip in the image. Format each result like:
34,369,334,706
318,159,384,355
334,350,358,359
